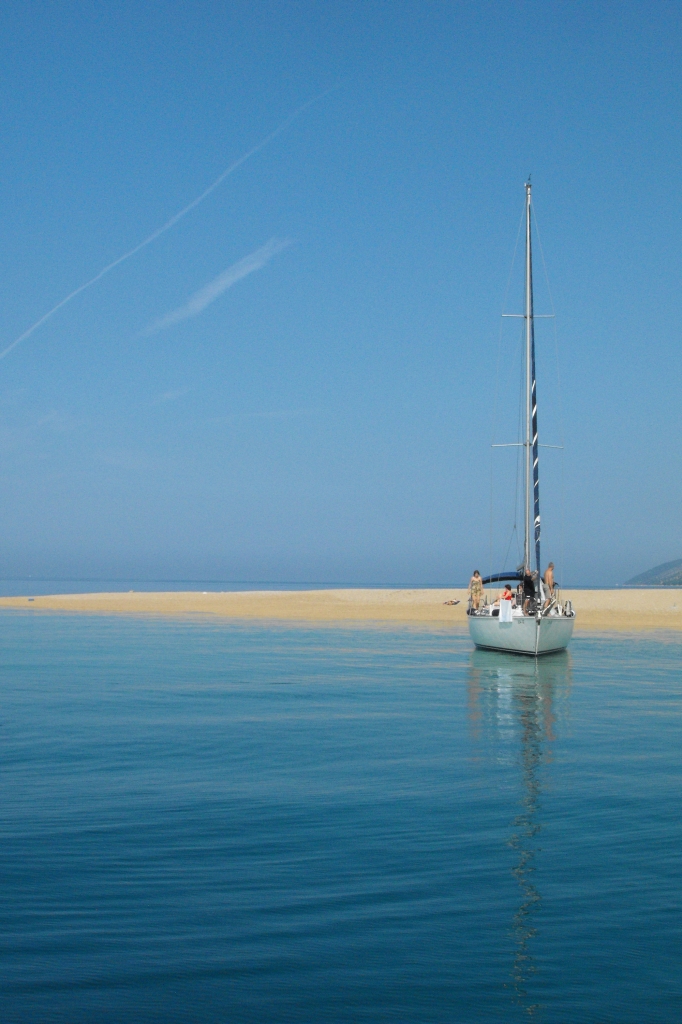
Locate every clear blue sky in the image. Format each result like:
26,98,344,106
0,1,680,585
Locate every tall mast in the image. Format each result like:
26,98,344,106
523,180,541,576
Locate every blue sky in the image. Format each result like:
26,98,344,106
0,1,680,585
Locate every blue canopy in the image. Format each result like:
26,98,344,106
481,571,524,586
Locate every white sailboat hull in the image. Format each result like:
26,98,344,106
468,612,574,655
469,181,574,657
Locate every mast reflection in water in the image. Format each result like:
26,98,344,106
466,649,572,1017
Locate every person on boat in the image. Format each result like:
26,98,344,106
544,562,555,594
494,584,514,606
543,562,556,609
468,570,484,610
522,568,536,614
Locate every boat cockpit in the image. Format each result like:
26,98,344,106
468,572,574,619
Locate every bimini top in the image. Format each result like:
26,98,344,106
481,570,524,586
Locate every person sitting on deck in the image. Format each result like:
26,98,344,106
468,570,484,610
494,584,514,607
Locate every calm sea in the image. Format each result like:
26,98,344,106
1,614,680,1023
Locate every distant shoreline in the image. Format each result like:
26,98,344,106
0,588,680,631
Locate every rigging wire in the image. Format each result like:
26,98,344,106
489,202,525,594
497,318,526,573
500,331,526,572
514,336,525,564
489,456,494,595
560,445,566,590
533,209,565,446
532,200,567,588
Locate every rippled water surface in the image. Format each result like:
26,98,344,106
1,615,680,1022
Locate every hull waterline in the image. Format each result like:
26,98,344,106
468,613,574,655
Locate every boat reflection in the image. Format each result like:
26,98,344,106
466,648,572,1017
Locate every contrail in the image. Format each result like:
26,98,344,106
143,238,292,335
0,91,327,363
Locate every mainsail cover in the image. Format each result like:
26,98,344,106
528,202,541,575
481,571,523,586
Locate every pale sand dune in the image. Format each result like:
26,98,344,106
0,588,680,630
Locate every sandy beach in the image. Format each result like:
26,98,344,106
0,588,680,631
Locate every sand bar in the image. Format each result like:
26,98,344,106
0,588,680,631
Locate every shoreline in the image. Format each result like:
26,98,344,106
0,588,680,631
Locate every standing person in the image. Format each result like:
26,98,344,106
543,562,556,609
468,570,484,610
522,568,536,614
544,562,555,595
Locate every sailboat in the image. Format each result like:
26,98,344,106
468,181,575,656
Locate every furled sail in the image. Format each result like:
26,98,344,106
528,210,541,576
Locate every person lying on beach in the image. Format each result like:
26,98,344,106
468,570,484,610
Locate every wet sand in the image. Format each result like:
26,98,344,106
0,588,680,630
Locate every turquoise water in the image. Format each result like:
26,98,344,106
1,615,680,1022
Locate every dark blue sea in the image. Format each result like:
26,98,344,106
1,614,680,1023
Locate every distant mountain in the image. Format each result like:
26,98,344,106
626,559,682,586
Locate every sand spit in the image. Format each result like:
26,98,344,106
0,588,681,631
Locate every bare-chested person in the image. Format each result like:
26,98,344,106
544,562,555,594
543,562,556,607
468,570,484,610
